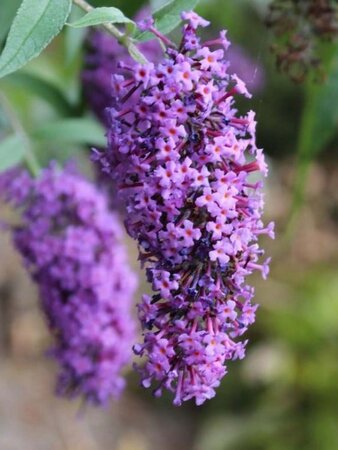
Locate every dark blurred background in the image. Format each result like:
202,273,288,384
0,0,337,449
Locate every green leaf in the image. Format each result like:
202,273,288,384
0,0,72,79
1,72,73,115
0,134,25,172
135,0,200,42
0,0,22,43
32,118,106,146
68,7,134,28
125,21,137,37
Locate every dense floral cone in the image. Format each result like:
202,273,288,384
82,8,264,213
0,165,137,405
98,11,274,405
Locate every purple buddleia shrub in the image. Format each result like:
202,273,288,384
97,11,274,406
0,164,137,406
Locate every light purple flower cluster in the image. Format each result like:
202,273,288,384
82,8,162,126
0,165,137,405
98,11,274,406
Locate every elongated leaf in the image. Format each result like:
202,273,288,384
0,0,72,78
1,72,73,115
32,118,106,146
0,0,22,43
135,0,200,42
0,134,25,172
69,7,134,28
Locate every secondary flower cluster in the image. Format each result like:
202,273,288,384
98,12,274,405
0,165,137,405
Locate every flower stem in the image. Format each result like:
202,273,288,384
71,0,148,64
0,94,40,177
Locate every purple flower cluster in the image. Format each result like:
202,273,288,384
82,8,265,126
1,165,137,405
82,8,162,126
98,11,274,406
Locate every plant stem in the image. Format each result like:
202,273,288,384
72,0,148,64
0,94,40,177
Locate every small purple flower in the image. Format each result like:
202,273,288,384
0,164,137,406
98,12,274,406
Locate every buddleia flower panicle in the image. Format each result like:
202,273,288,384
0,164,137,406
82,7,265,212
97,11,274,406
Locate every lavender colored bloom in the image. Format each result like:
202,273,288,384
82,8,162,126
97,12,274,406
0,164,137,405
